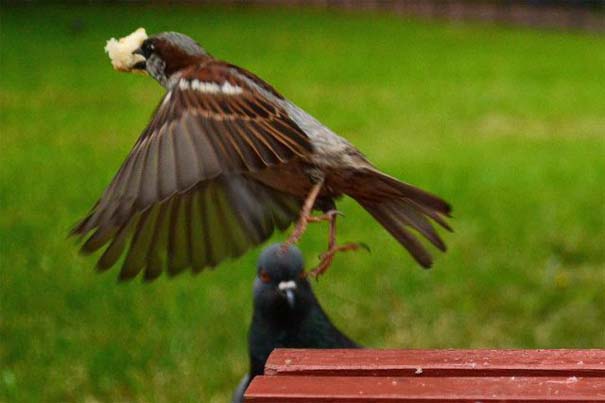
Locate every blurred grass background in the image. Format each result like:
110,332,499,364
1,4,604,402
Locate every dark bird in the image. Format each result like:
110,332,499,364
73,30,452,281
232,243,359,403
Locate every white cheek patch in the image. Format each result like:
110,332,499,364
278,281,297,291
179,79,244,95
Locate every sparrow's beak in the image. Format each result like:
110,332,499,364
131,48,146,71
278,281,297,309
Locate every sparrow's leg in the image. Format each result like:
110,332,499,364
284,177,329,247
309,214,368,278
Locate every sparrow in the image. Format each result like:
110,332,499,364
73,30,452,281
232,244,359,403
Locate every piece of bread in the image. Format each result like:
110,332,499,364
105,28,148,72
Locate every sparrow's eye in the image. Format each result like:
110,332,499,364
259,270,271,284
299,271,306,280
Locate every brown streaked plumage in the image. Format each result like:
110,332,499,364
73,31,452,281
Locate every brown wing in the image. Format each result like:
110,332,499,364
72,62,312,280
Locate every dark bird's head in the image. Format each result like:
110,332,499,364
132,32,209,87
253,244,314,320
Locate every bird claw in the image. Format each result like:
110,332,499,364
358,242,371,253
328,210,345,218
309,242,368,279
317,241,369,259
307,209,344,223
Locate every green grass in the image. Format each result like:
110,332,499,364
1,4,604,402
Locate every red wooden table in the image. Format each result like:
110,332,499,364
245,349,605,402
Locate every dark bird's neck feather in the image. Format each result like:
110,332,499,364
248,291,359,378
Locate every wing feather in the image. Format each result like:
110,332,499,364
190,190,208,272
120,206,159,280
144,199,171,281
168,194,191,276
173,121,201,190
97,220,133,271
157,123,177,200
138,121,161,207
183,114,222,180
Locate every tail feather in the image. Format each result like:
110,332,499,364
386,200,446,251
362,200,434,267
372,171,451,216
347,168,452,268
408,199,452,232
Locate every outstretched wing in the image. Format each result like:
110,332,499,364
73,61,312,280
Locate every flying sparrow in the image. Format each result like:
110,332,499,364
73,29,452,281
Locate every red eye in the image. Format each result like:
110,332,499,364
299,271,307,280
260,270,271,283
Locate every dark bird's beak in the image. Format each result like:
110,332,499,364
278,281,296,309
131,48,146,70
285,289,295,309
